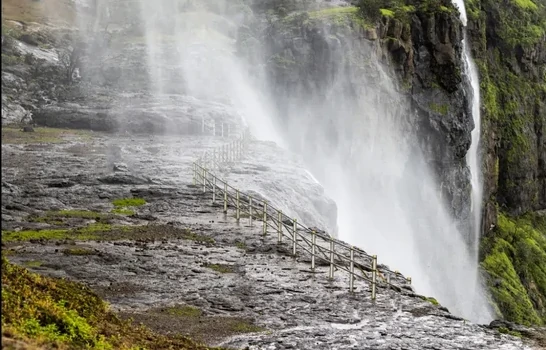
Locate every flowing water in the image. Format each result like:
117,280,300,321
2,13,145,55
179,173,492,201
74,0,492,323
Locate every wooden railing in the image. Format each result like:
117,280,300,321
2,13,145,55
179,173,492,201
192,129,413,299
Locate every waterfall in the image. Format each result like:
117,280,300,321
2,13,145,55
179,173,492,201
451,0,488,316
266,6,494,323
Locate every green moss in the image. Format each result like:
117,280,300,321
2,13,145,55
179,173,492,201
229,321,265,333
429,103,449,115
163,305,202,318
203,263,235,274
1,53,24,65
1,229,99,242
1,257,225,349
511,0,538,10
235,241,247,250
498,326,523,337
380,8,395,17
112,198,146,207
481,213,546,325
303,6,372,29
184,231,215,245
426,297,439,306
111,208,135,216
22,260,43,268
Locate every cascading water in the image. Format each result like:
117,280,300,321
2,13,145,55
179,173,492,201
262,5,493,323
452,0,483,263
75,0,493,323
451,0,488,318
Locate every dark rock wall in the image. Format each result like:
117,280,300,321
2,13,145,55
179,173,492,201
254,1,473,229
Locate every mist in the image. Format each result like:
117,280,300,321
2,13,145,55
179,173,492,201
73,0,493,323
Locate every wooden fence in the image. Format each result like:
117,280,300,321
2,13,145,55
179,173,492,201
192,129,413,299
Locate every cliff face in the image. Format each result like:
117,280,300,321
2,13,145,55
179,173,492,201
465,0,546,325
2,0,545,325
257,0,473,228
248,0,546,324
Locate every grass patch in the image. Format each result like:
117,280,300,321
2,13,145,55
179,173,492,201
112,198,146,207
229,321,266,333
1,257,226,349
235,241,247,250
21,260,43,268
429,103,449,115
481,212,546,325
203,263,235,274
111,208,135,216
62,248,96,256
498,326,523,337
184,231,215,245
1,229,99,242
511,0,538,10
426,297,439,306
379,8,395,17
163,305,202,318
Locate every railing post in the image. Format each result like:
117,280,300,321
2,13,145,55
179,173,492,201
223,183,228,213
349,246,354,293
262,201,268,236
372,255,377,301
277,210,282,243
236,190,240,222
311,231,316,271
329,239,334,279
249,196,253,227
292,218,297,256
203,168,206,193
193,163,196,186
212,176,216,203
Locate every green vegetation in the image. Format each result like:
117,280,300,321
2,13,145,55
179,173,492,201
235,241,247,250
184,231,215,245
1,53,24,65
229,321,266,333
203,263,235,274
2,228,99,242
479,0,546,47
511,0,538,10
429,103,449,116
1,257,224,349
284,6,373,31
22,260,43,268
163,305,202,318
426,297,439,306
112,198,146,208
111,208,135,216
481,213,546,325
498,326,523,338
379,8,395,17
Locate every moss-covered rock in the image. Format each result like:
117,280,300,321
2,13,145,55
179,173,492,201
1,256,224,349
481,212,546,325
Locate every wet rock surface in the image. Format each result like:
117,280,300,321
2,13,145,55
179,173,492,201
1,131,542,349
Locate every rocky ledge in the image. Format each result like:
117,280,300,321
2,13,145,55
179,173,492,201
2,129,545,349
